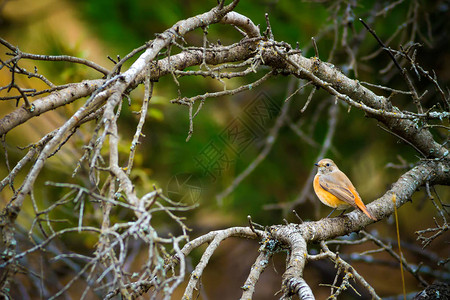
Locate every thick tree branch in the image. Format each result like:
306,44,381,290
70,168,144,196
0,80,104,136
0,39,257,136
3,38,446,163
270,160,450,244
170,159,449,299
260,47,448,159
220,11,260,38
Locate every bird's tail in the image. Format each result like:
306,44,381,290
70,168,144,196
354,198,377,221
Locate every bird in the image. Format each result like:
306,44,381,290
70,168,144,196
313,158,377,221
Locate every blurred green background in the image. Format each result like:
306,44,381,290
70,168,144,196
1,0,449,299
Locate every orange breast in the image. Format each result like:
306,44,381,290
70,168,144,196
313,175,352,209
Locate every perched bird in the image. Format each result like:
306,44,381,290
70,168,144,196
313,158,377,221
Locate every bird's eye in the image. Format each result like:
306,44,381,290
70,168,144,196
326,163,330,167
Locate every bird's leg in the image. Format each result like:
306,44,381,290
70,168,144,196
326,208,337,218
338,209,347,217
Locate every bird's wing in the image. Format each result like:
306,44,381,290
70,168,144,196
318,171,356,204
319,171,377,220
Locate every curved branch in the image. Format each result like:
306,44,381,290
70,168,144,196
0,80,104,136
240,250,272,299
269,229,313,299
0,38,110,75
262,159,449,297
2,0,244,212
261,47,448,159
1,4,249,295
220,11,260,38
179,227,260,258
271,160,450,244
0,39,257,136
2,20,446,165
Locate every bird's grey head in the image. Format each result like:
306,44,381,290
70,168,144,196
315,158,338,174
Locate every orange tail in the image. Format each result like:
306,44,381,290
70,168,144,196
354,197,377,221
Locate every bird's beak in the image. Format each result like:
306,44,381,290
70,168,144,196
314,163,319,167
